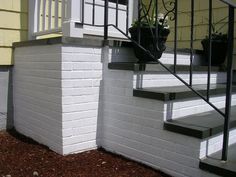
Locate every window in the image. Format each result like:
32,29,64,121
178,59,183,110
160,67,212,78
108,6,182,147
103,0,127,5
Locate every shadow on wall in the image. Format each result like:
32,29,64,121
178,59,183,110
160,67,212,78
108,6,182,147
7,66,13,129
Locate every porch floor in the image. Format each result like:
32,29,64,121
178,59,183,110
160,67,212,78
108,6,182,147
199,143,236,177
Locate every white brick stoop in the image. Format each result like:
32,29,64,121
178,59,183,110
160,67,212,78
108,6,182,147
13,42,235,177
100,47,236,177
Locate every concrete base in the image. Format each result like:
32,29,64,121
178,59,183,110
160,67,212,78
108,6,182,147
0,66,13,130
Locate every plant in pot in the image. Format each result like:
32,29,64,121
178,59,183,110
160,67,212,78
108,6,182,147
129,0,170,63
201,16,228,66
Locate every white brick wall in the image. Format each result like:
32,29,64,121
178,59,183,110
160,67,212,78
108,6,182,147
61,45,103,154
100,47,234,177
14,42,235,177
14,45,64,154
14,43,103,155
134,71,227,88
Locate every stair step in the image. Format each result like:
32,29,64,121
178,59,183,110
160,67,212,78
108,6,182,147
199,143,236,177
164,106,236,139
133,84,236,101
108,62,223,72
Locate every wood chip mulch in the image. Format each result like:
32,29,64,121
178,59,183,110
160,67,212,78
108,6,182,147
0,129,172,177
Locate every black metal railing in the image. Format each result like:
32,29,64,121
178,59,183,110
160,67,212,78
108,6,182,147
80,0,235,161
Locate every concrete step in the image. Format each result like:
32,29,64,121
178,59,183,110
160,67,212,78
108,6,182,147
108,62,223,72
164,106,236,139
133,84,236,119
133,84,236,101
199,143,236,177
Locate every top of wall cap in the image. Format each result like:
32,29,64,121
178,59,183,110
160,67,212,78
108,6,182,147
13,37,63,48
13,37,132,48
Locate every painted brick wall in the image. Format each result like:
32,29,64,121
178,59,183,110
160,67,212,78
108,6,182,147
14,44,63,154
61,45,103,154
0,68,8,129
100,47,236,177
0,67,13,130
13,42,236,176
13,41,103,155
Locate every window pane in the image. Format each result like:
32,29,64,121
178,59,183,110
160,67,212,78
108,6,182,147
102,0,127,5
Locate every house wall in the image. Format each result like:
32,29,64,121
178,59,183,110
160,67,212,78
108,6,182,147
143,0,236,68
0,0,28,65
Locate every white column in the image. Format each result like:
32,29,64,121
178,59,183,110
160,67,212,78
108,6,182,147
28,0,39,40
62,0,84,38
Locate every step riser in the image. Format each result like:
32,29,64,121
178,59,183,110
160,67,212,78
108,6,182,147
200,128,236,159
164,94,236,120
109,47,204,66
134,72,226,88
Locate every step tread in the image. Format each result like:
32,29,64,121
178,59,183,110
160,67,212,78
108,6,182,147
199,143,236,177
164,106,236,139
108,62,223,72
133,84,236,101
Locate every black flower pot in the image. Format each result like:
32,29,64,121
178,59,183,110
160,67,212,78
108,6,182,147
129,26,170,63
201,38,228,66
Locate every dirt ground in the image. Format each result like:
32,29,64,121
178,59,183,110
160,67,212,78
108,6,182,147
0,130,172,177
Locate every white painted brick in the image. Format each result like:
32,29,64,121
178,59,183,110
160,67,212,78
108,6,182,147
63,117,97,129
14,54,62,63
62,94,99,105
14,75,62,88
62,63,73,70
103,110,163,130
62,87,100,96
62,46,102,54
15,61,61,71
14,68,61,79
103,101,163,120
63,110,98,121
72,125,97,135
62,102,99,113
62,71,102,79
62,53,102,62
62,79,93,88
72,62,102,70
63,140,97,155
92,79,102,87
63,132,97,146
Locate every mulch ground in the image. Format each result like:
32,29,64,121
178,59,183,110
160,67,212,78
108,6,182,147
0,129,172,177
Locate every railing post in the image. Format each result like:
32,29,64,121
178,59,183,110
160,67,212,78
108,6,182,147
62,0,84,38
173,0,178,73
28,0,39,40
222,5,235,162
104,0,109,41
207,0,212,101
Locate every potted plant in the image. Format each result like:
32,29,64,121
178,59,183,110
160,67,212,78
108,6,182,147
201,16,228,66
129,1,170,63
